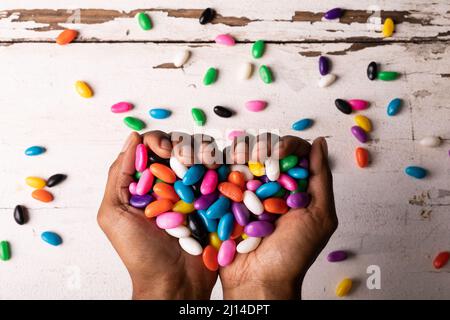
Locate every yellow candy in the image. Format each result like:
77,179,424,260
248,161,265,177
354,115,372,132
382,18,394,38
241,233,249,240
75,80,93,98
172,200,195,214
25,176,46,189
209,232,222,250
335,278,352,297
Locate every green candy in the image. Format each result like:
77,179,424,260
137,12,152,30
294,179,308,193
259,65,273,84
273,188,286,198
203,67,218,86
280,155,298,172
191,108,206,126
0,241,11,261
377,71,399,81
252,40,265,59
155,178,165,184
134,171,142,180
124,117,145,131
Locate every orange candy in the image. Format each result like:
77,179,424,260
230,222,244,240
202,245,219,271
153,182,180,202
355,147,369,168
144,199,173,218
228,171,246,190
56,29,79,45
263,197,288,214
150,163,176,183
32,189,54,203
218,182,244,202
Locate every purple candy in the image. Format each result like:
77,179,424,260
130,194,153,209
244,221,274,237
324,7,342,20
194,191,219,210
327,250,348,262
286,192,310,209
231,202,250,226
257,212,278,223
351,126,368,143
319,56,330,76
260,175,270,183
298,157,309,169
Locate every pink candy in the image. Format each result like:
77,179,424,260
246,179,262,192
111,101,133,113
348,99,369,111
218,239,236,267
156,212,184,229
136,168,154,196
278,173,298,191
200,169,218,195
129,182,137,195
215,34,236,46
135,143,148,172
245,100,267,112
228,130,245,140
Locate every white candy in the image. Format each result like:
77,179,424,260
318,74,337,88
237,237,261,254
170,156,188,179
265,157,280,181
165,225,191,238
238,62,253,80
231,165,254,181
173,50,190,68
243,190,264,215
179,237,202,256
419,136,441,148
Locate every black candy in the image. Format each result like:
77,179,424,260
199,8,216,25
335,99,352,115
367,61,378,81
149,151,170,166
14,205,28,225
46,174,67,187
213,106,233,118
187,213,209,247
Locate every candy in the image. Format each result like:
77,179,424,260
244,221,274,237
256,182,281,199
130,194,153,208
188,213,209,246
156,212,184,229
46,174,67,187
214,106,233,118
14,205,27,225
173,50,190,68
25,146,45,156
203,67,218,86
351,126,368,143
382,18,394,37
278,173,298,191
153,183,180,202
144,199,173,218
41,231,62,246
198,210,218,233
228,130,245,140
124,116,145,131
172,200,195,214
218,213,234,241
243,190,264,215
295,179,308,193
230,165,254,181
319,56,330,76
336,278,352,297
209,232,222,250
191,108,206,126
298,158,309,169
199,8,216,25
419,136,441,148
137,12,152,30
206,197,230,219
166,225,191,238
149,108,171,119
246,179,262,192
129,182,137,195
259,65,273,84
200,169,218,195
280,155,298,172
179,237,202,256
239,62,253,80
218,182,244,202
174,181,195,203
215,34,236,46
327,250,348,262
433,252,450,269
237,237,262,254
231,202,250,226
228,171,246,189
252,40,265,59
230,222,244,240
56,29,78,45
263,198,288,214
0,241,11,261
202,245,219,271
354,115,372,132
367,62,378,80
405,166,427,179
194,192,219,210
286,192,310,209
26,177,46,189
348,99,369,111
241,233,249,240
378,71,399,81
292,118,313,131
318,74,336,88
136,169,154,195
355,147,369,168
111,102,133,113
248,161,265,177
135,144,148,172
170,157,188,179
217,165,230,182
335,99,352,115
150,163,176,183
265,158,280,181
183,165,206,186
245,100,267,112
32,189,54,203
218,239,236,267
387,98,402,116
324,8,343,20
75,80,93,98
287,167,309,179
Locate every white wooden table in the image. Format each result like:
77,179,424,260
0,1,449,300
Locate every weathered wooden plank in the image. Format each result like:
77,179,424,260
1,1,450,42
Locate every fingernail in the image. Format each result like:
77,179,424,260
320,137,328,157
121,133,133,152
159,137,172,151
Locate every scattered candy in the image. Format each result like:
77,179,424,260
259,65,273,84
433,251,450,269
239,62,253,80
252,40,265,59
137,12,152,30
25,146,46,156
199,8,216,25
378,71,399,81
149,108,171,119
351,126,368,143
354,115,372,132
173,50,191,68
203,67,218,86
348,99,369,111
335,278,352,297
319,56,330,76
26,177,46,189
75,80,93,98
56,29,78,45
32,189,54,203
382,18,394,38
13,205,27,225
367,62,378,80
245,100,267,112
335,99,352,115
292,118,313,131
327,250,348,262
419,136,441,148
324,8,343,20
41,231,62,246
0,241,11,261
405,166,427,179
387,98,403,116
319,74,337,88
124,116,145,131
215,34,236,46
355,147,369,168
111,102,133,113
214,106,233,118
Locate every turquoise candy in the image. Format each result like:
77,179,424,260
217,212,234,241
149,108,171,119
292,118,313,131
206,197,230,219
198,210,218,233
25,146,46,156
174,181,195,203
182,164,206,186
41,231,62,246
405,166,427,179
217,165,230,182
255,182,281,199
387,98,402,116
287,167,309,179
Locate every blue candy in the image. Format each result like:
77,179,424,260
292,118,313,131
174,181,195,203
198,210,218,233
217,212,234,241
182,164,206,186
287,167,309,179
149,108,171,119
25,146,46,156
217,165,230,182
405,166,427,179
206,197,230,219
387,98,402,116
255,182,281,199
41,231,62,246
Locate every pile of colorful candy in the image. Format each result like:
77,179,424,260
128,143,311,271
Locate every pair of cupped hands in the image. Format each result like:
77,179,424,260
98,131,337,299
